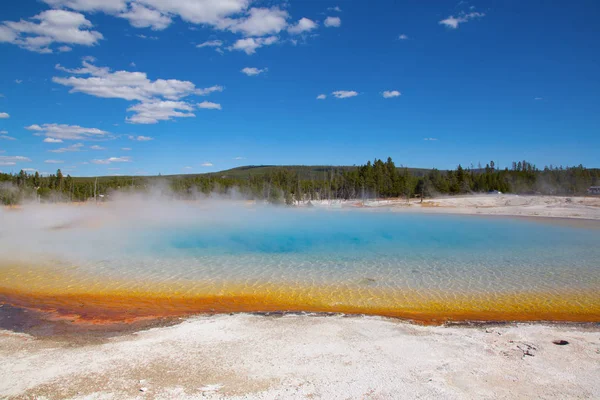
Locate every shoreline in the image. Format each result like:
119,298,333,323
1,313,598,399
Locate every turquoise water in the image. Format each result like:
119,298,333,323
1,208,599,321
62,210,600,294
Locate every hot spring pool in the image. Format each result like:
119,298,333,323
1,206,599,323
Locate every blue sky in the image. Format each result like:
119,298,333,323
0,0,599,176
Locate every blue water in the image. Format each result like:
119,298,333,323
64,210,598,295
2,208,599,320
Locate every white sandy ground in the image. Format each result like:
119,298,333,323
310,194,600,220
1,314,599,399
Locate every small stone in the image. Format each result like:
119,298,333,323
552,340,569,346
140,387,148,392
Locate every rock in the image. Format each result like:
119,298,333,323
140,387,148,392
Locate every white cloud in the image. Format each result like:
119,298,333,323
288,17,317,35
44,159,64,164
534,97,543,100
0,156,31,166
0,112,9,119
58,45,72,52
200,162,213,167
22,168,37,172
183,166,192,170
15,80,23,84
0,135,16,141
229,7,288,37
91,156,131,164
42,0,249,32
136,34,159,40
121,147,132,150
423,138,438,141
127,100,195,124
119,3,172,30
53,61,201,101
327,6,342,12
316,94,326,100
128,135,153,141
324,16,341,28
398,34,408,40
0,10,103,53
90,144,105,150
26,123,111,140
198,101,221,110
439,11,485,29
229,36,277,55
241,67,267,76
382,90,401,98
132,0,249,28
43,138,64,143
49,143,84,153
332,90,357,99
197,39,222,48
233,156,245,160
42,0,128,13
196,85,223,95
54,60,221,124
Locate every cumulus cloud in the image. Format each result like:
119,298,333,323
241,67,267,76
44,159,64,163
324,16,341,28
128,135,153,141
43,138,63,143
439,11,485,29
0,156,31,166
53,61,201,101
316,94,326,100
288,17,317,35
0,10,103,53
229,36,277,55
0,113,9,119
332,90,357,99
26,123,111,140
53,60,221,124
0,135,17,141
197,101,221,110
126,100,195,124
90,145,105,150
119,3,172,30
49,143,85,153
382,90,401,98
398,34,408,40
42,0,128,13
200,162,213,167
58,45,72,52
91,156,131,164
42,0,248,30
229,7,288,37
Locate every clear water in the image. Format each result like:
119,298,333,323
1,209,599,323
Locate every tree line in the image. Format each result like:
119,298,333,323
1,157,599,205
